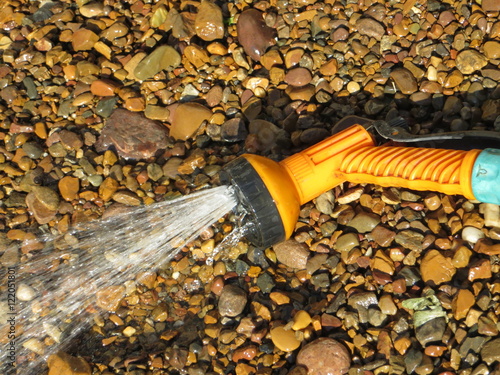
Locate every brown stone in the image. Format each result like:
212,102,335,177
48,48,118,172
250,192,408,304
390,68,418,94
484,41,500,59
285,67,312,87
195,0,224,41
58,176,79,201
237,9,276,61
297,337,350,375
456,50,488,74
72,29,99,51
420,249,456,285
90,79,119,96
47,352,91,375
451,289,475,320
170,102,212,140
96,285,125,312
273,240,310,269
356,18,385,40
482,0,500,11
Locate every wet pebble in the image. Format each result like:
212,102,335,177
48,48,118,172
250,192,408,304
273,240,310,269
270,326,301,352
195,1,224,41
296,337,350,375
237,9,276,61
47,352,91,375
218,284,247,317
170,102,211,141
133,46,181,81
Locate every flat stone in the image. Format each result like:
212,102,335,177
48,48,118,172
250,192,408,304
271,326,301,352
90,79,119,96
96,109,169,160
335,233,359,252
58,176,79,201
72,29,99,51
452,289,475,320
273,240,310,269
347,212,381,233
390,68,418,94
481,338,500,365
221,118,248,142
79,2,104,18
170,102,212,140
420,249,456,285
96,285,125,312
47,352,91,375
484,41,500,59
415,317,446,346
370,225,396,247
297,337,351,375
456,50,488,74
356,18,385,40
195,0,224,41
133,45,181,81
482,0,500,11
285,67,312,87
237,9,276,61
218,284,247,317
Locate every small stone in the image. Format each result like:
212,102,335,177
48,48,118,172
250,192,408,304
96,285,125,312
337,187,364,204
112,191,141,206
195,1,224,41
481,0,500,12
47,352,91,375
370,225,395,247
218,284,247,317
79,2,104,18
270,326,301,352
292,310,312,330
416,318,446,346
96,109,169,160
90,79,119,97
335,233,359,252
462,226,485,244
480,338,500,365
484,41,500,60
390,68,418,94
232,345,258,362
348,212,381,233
72,29,99,51
452,289,475,320
123,326,136,337
456,50,488,74
58,176,79,201
237,9,276,61
371,250,395,275
468,258,492,281
356,18,385,40
273,240,310,269
170,102,211,141
297,337,350,375
420,250,456,285
133,45,181,81
26,186,60,224
285,67,312,87
16,283,36,301
145,105,170,121
221,118,248,142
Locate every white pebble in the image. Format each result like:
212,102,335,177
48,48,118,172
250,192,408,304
22,338,45,355
462,226,485,244
16,283,36,302
480,203,500,228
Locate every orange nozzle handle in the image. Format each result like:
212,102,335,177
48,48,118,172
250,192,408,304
240,124,481,242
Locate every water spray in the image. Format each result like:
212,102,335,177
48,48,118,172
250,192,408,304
221,123,500,248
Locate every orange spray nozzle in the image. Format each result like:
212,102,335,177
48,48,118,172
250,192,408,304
221,125,482,248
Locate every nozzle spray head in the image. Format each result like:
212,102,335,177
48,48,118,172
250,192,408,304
220,154,301,249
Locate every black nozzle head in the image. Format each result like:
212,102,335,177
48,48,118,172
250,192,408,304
220,157,285,249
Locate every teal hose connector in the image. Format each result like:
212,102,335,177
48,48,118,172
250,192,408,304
471,148,500,205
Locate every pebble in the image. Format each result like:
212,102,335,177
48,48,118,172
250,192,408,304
482,0,500,11
356,18,385,40
72,29,99,51
285,68,312,87
484,41,500,60
218,284,247,317
452,289,475,320
480,338,500,365
58,176,79,201
26,187,59,224
347,212,381,233
47,352,91,375
370,225,396,247
390,68,418,95
462,226,485,244
420,250,456,285
133,45,181,81
455,50,488,74
96,109,169,160
96,285,125,312
335,233,359,252
273,240,310,269
270,326,301,352
16,283,36,301
237,9,276,61
415,317,446,346
170,102,212,140
292,310,312,330
195,1,224,41
90,79,119,97
296,337,350,375
79,2,104,18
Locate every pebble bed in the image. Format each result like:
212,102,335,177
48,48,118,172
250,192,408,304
1,0,500,374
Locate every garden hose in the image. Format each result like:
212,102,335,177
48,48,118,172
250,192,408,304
220,124,500,248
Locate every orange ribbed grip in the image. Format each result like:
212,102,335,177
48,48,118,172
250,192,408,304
339,146,480,199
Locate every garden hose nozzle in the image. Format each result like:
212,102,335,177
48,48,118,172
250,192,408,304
220,124,500,249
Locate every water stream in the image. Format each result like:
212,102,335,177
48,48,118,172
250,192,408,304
0,185,240,374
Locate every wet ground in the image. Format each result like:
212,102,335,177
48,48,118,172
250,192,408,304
1,0,500,374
